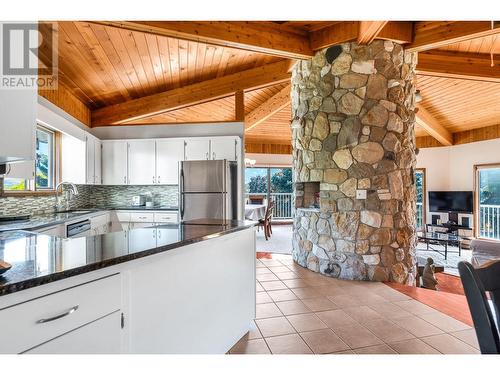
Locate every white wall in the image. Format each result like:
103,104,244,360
417,138,500,225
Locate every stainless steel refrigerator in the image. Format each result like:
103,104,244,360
179,160,238,222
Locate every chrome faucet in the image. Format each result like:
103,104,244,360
55,182,79,212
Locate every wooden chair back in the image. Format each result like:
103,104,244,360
458,260,500,354
249,195,264,204
265,200,274,221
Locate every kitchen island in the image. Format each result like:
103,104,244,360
0,221,256,354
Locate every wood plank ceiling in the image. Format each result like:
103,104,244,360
56,21,281,109
46,21,500,152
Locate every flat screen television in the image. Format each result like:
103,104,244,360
428,191,473,213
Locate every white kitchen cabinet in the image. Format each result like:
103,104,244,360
210,137,239,161
0,23,37,164
128,227,157,253
0,274,121,354
184,138,210,161
61,134,86,184
25,311,122,354
85,133,101,185
38,224,66,238
102,141,128,185
128,140,156,185
94,138,102,185
90,213,111,236
156,139,184,184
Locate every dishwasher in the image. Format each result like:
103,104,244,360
66,219,91,238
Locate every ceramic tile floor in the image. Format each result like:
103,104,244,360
229,254,480,355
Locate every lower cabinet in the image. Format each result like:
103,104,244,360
0,274,121,354
24,311,122,354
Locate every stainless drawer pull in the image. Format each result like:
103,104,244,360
36,305,79,324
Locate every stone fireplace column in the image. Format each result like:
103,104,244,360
291,41,418,284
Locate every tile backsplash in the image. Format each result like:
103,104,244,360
0,181,178,216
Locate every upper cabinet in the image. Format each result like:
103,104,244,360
100,136,241,186
0,23,37,164
184,138,210,161
128,140,156,185
210,137,240,162
156,139,185,185
102,141,128,185
85,133,101,185
61,134,86,184
0,89,37,164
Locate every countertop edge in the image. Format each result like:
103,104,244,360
0,222,256,297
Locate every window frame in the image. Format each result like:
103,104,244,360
415,168,426,231
474,163,500,240
2,124,61,196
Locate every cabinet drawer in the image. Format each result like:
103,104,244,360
0,274,121,354
154,212,178,223
116,211,131,222
130,212,154,222
24,311,122,354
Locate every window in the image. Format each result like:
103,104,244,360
415,169,426,231
476,164,500,240
3,125,57,192
245,167,293,219
35,126,55,189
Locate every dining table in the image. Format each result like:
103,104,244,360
244,204,267,221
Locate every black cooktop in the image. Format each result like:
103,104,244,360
0,215,31,223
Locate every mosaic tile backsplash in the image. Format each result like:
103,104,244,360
0,181,178,216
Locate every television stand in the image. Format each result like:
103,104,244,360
448,211,459,225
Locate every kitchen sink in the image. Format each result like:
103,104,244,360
56,210,94,214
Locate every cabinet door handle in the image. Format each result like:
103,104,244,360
157,176,160,184
153,176,155,184
36,305,79,324
206,152,209,160
123,176,126,184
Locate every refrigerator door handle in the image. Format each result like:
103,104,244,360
180,167,185,220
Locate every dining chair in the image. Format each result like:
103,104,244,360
458,260,500,354
258,200,274,240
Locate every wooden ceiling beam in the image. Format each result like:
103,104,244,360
377,21,414,44
91,21,313,59
407,21,500,52
91,60,293,126
309,21,359,50
245,84,290,131
416,50,500,83
358,21,389,45
415,105,453,146
310,21,413,50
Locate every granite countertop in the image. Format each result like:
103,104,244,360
0,220,255,296
0,206,179,232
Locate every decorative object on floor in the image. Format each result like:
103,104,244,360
422,257,438,290
290,40,418,284
416,256,444,287
458,260,500,354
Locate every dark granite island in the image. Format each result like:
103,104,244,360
0,221,256,354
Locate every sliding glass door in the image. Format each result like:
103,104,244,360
245,167,293,219
476,165,500,240
415,169,426,231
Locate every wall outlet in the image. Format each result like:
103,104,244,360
356,189,367,200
